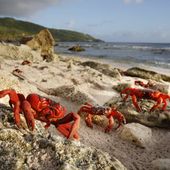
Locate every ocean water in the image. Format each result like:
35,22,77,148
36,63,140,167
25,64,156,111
55,42,170,71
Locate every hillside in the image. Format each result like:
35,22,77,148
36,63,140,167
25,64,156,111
0,17,101,42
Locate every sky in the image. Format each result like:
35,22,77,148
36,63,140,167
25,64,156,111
0,0,170,43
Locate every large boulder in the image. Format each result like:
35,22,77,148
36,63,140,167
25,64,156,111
119,123,152,148
124,67,170,82
25,29,55,62
145,80,170,94
105,97,170,129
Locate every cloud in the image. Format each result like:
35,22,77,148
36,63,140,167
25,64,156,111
123,0,144,4
0,0,60,17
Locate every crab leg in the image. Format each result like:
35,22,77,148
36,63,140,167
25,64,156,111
78,105,94,128
132,95,141,112
21,100,35,131
0,89,21,127
162,99,168,111
123,94,129,101
85,113,93,128
150,97,162,112
120,88,130,101
160,94,170,111
105,115,114,133
57,123,79,140
13,102,21,127
78,105,90,114
52,112,80,139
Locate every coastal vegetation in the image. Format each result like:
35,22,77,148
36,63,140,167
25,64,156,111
0,17,101,42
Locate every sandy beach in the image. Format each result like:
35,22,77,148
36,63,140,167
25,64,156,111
0,43,170,170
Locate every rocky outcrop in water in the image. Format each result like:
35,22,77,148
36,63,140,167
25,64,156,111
68,45,85,52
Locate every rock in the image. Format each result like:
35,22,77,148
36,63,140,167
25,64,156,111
152,159,170,170
81,61,122,79
146,80,170,94
25,29,55,62
124,67,170,82
0,43,42,61
37,85,97,105
105,97,170,129
0,128,31,170
113,83,132,92
20,36,33,44
119,123,152,148
21,60,32,66
68,45,85,52
0,106,126,170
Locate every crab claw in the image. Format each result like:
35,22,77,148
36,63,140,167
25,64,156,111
52,112,80,140
114,112,126,130
105,126,112,133
0,89,23,128
85,114,93,129
56,123,79,140
21,100,35,131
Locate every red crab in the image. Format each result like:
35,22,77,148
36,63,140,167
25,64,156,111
134,80,153,88
78,103,126,132
21,60,32,66
120,87,170,112
134,80,150,88
0,89,80,139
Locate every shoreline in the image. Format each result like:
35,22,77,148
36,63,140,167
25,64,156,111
58,52,170,76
